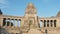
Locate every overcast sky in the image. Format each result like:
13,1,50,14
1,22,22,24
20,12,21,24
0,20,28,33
0,0,60,17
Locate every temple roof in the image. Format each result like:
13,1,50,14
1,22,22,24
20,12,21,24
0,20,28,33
27,3,35,8
56,11,60,17
28,3,34,6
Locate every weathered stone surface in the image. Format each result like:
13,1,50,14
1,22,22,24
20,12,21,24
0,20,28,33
56,11,60,17
27,28,43,34
0,27,8,34
0,3,60,34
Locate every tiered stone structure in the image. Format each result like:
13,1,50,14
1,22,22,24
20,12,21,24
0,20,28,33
0,3,60,34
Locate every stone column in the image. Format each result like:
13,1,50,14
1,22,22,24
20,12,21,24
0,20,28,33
17,19,19,27
35,16,39,28
0,18,1,26
20,19,24,27
15,19,18,27
0,18,3,26
12,19,15,27
13,19,15,27
50,20,53,27
43,20,44,27
53,20,54,27
19,19,21,27
10,18,11,26
46,20,47,28
49,20,50,27
39,20,40,28
5,18,7,26
17,19,20,27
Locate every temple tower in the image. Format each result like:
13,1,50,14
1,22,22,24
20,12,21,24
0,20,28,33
24,3,39,28
25,3,37,16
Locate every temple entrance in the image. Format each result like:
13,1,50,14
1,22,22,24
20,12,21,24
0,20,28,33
28,18,35,28
29,20,33,28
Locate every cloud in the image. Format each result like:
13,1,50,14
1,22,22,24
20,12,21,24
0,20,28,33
0,0,8,5
0,0,9,9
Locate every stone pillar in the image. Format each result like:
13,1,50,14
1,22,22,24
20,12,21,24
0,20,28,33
44,20,46,27
19,19,21,27
42,20,44,27
49,20,50,27
53,20,54,27
0,17,1,26
43,20,44,27
12,19,14,27
15,19,18,27
33,16,38,28
5,18,7,26
0,17,3,26
46,20,48,27
39,20,40,28
10,18,11,26
17,19,19,27
46,20,47,27
13,19,15,27
50,20,53,27
21,19,24,27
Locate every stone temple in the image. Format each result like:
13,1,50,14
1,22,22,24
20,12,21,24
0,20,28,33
0,3,60,34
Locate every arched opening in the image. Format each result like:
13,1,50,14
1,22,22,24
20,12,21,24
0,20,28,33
50,20,53,27
28,20,33,28
3,18,21,27
10,19,14,26
14,19,21,27
7,21,10,26
47,20,49,27
44,20,46,27
3,18,14,26
3,18,6,26
40,20,43,28
54,20,56,27
6,18,14,26
18,19,21,27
